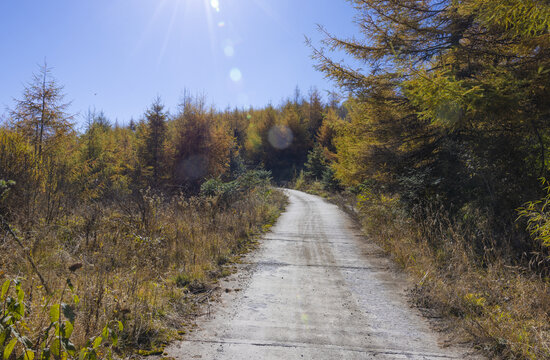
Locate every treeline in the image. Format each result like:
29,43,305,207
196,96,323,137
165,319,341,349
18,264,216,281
0,64,340,225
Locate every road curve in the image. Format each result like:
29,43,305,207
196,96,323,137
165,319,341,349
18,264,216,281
167,189,480,359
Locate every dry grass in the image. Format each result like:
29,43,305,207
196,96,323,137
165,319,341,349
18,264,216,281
1,186,287,355
294,179,328,197
336,193,550,359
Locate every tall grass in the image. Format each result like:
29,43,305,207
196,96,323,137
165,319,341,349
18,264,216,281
344,192,550,359
1,184,286,357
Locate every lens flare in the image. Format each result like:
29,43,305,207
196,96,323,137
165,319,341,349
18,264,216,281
230,68,242,82
268,125,293,150
224,44,234,57
177,154,209,180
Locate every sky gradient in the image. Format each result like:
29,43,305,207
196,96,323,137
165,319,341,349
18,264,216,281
0,0,357,127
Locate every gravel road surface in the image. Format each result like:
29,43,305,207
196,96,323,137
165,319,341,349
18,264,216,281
167,189,480,359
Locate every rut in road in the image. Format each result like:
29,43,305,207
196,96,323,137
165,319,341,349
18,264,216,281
167,189,481,359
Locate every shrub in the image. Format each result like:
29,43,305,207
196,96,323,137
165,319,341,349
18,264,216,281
518,178,550,251
0,278,122,360
321,167,341,192
200,170,272,201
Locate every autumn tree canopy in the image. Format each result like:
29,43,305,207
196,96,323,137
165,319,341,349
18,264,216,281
312,0,550,252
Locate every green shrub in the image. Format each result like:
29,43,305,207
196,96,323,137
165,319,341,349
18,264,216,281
518,178,550,250
0,278,122,360
293,170,306,190
200,170,272,200
321,167,341,192
304,145,327,180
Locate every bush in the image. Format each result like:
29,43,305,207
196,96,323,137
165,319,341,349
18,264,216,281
200,178,227,197
0,278,122,360
321,167,341,192
304,145,327,180
518,179,550,261
293,170,307,190
200,170,272,201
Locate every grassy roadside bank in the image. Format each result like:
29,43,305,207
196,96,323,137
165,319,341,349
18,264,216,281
1,180,287,359
296,181,550,359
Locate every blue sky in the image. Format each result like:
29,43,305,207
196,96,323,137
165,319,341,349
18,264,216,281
0,0,357,126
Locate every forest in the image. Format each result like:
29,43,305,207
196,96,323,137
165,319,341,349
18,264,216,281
2,0,550,359
0,60,339,358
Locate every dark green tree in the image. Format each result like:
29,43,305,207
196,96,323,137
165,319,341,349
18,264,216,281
143,97,168,186
304,144,328,180
307,87,324,136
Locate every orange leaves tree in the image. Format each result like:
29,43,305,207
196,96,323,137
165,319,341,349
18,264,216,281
167,95,234,192
3,63,76,225
312,0,550,232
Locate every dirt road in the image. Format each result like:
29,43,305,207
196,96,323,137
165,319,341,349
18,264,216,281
167,189,480,359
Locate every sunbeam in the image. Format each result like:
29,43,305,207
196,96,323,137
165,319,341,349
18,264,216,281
250,0,293,37
133,0,224,67
157,0,182,66
203,0,218,56
132,0,169,57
